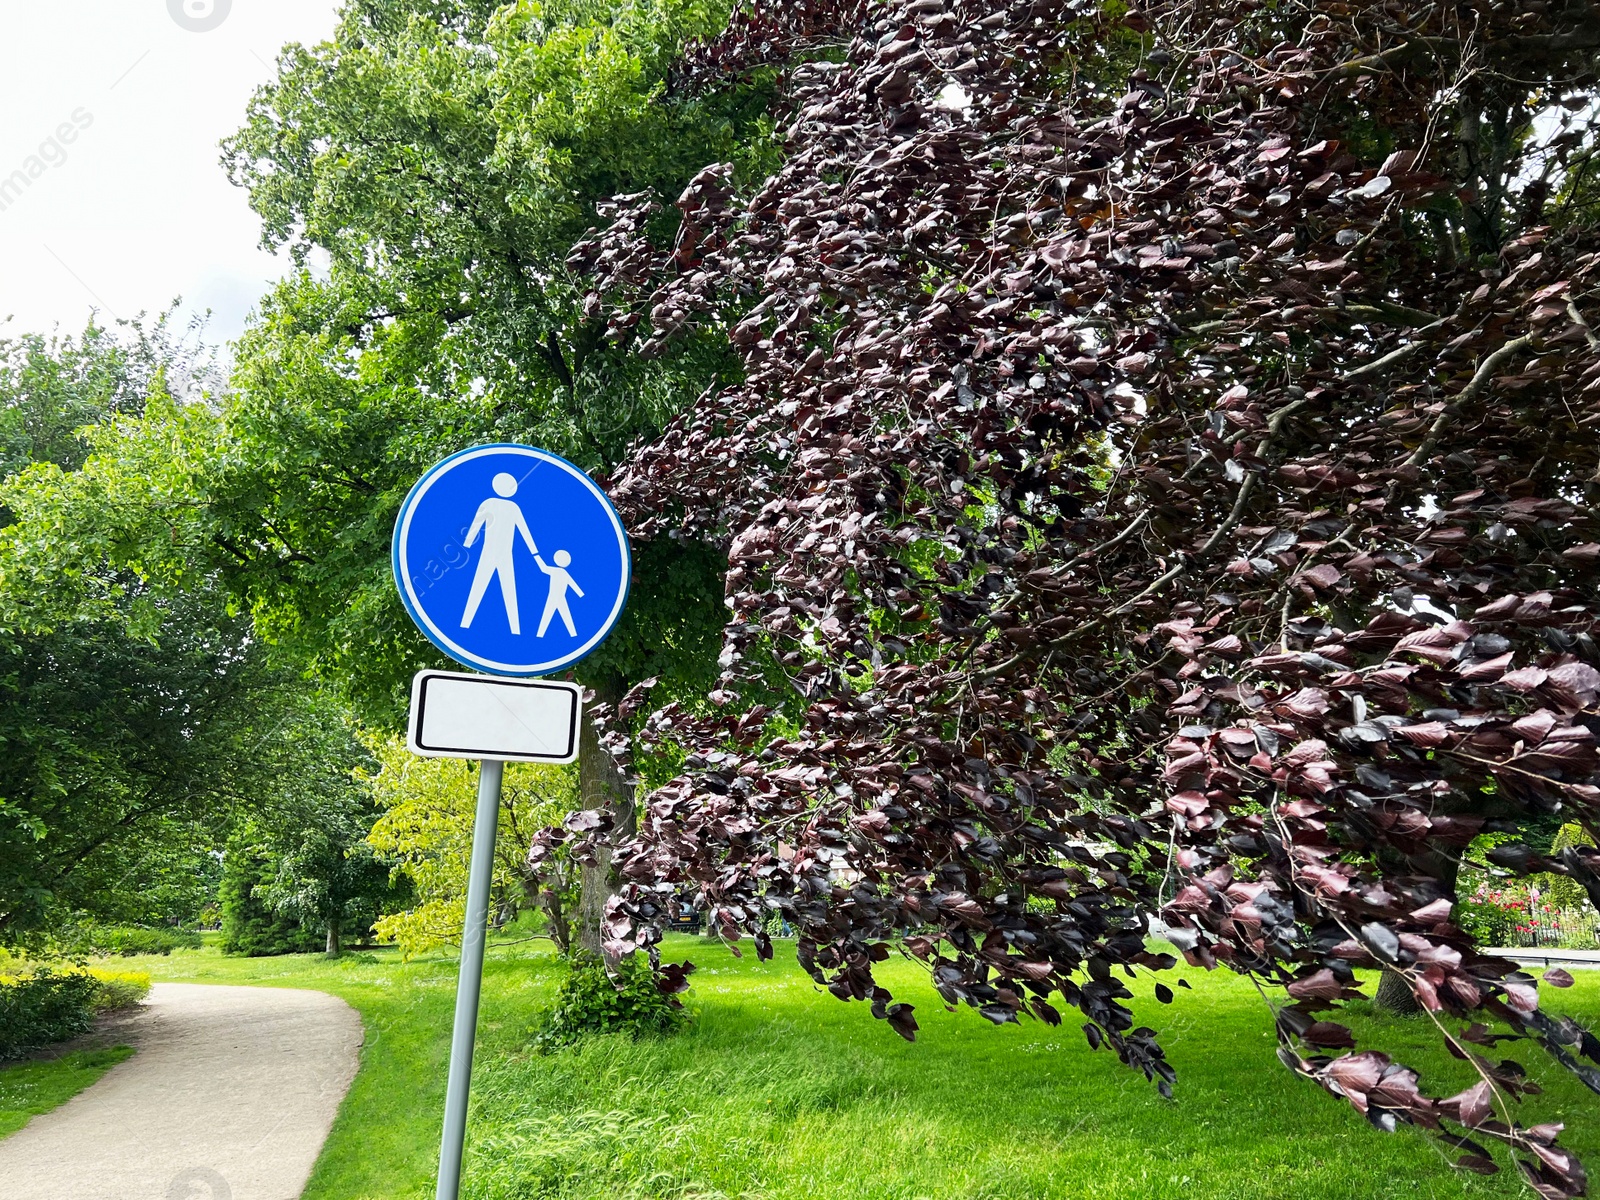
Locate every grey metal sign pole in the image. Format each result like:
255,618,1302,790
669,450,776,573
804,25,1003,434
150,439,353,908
435,758,503,1200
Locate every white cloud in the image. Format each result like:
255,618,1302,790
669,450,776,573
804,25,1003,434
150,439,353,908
0,0,340,349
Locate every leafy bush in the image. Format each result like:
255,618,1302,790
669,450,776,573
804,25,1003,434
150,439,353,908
89,969,151,1010
1455,899,1515,947
76,925,203,957
1457,877,1600,949
530,954,691,1053
0,969,101,1060
219,840,319,956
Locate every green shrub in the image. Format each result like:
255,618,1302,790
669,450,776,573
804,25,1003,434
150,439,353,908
530,954,689,1053
0,970,101,1060
76,925,203,957
89,969,151,1010
1455,898,1514,946
219,841,318,956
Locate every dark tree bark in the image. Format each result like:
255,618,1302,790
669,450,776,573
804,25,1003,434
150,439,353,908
1375,969,1421,1015
575,680,634,955
325,918,341,958
1373,831,1466,1015
538,882,573,954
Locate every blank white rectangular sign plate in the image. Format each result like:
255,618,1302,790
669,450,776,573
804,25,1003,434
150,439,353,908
407,670,581,763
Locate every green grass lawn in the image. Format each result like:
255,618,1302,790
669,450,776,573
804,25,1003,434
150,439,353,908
0,1045,135,1138
111,935,1600,1200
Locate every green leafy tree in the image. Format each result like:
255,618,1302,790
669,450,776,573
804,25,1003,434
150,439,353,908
15,0,770,953
234,701,412,957
259,835,402,958
0,0,775,954
364,736,579,957
203,0,770,722
0,570,320,949
0,322,360,951
0,314,218,485
219,837,320,956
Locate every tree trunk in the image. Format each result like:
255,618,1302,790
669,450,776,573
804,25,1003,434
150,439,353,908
1374,968,1420,1015
575,680,635,956
522,864,573,954
325,918,341,958
540,883,572,954
1373,838,1462,1015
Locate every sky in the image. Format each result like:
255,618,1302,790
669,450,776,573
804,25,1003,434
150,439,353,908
0,1,341,349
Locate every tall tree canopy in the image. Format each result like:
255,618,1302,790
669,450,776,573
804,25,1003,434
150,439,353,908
202,0,775,720
558,0,1600,1189
0,322,327,946
0,319,215,484
0,0,776,951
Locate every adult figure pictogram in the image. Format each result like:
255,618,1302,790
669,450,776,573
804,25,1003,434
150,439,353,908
460,472,537,634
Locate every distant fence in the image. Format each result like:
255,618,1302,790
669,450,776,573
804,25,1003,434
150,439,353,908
1506,914,1600,949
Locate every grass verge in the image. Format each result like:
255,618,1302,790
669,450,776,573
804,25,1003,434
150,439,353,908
0,1046,135,1139
114,936,1600,1200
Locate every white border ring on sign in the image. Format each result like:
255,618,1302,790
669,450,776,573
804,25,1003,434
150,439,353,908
392,444,632,676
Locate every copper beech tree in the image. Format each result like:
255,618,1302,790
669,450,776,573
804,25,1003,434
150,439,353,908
542,0,1600,1190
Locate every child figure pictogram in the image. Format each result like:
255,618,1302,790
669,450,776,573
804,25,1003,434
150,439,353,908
534,550,584,637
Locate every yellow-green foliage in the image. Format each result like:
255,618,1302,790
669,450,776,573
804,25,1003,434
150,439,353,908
363,736,577,959
88,969,151,1011
0,965,152,1011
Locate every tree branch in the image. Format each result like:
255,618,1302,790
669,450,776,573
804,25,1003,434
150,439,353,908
1404,333,1533,471
533,331,576,394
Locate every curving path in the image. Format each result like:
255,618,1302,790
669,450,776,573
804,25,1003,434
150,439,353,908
0,983,363,1200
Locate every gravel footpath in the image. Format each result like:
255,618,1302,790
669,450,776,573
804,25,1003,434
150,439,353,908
0,983,363,1200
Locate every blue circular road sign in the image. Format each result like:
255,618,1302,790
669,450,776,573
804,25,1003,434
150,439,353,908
393,444,631,676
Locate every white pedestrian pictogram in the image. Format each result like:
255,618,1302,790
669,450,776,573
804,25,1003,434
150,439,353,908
534,550,584,637
461,473,537,633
